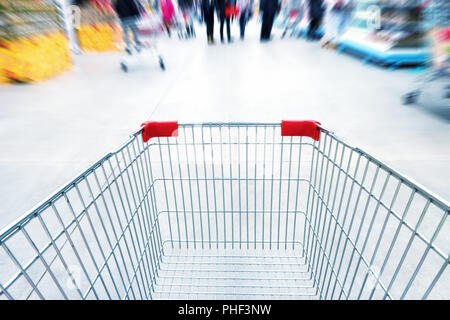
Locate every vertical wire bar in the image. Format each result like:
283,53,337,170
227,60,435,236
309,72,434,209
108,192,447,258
0,282,13,300
165,137,182,250
37,213,86,298
184,127,197,249
105,157,140,299
174,135,189,249
158,140,174,249
228,126,235,249
94,167,134,296
87,167,148,298
320,143,348,299
269,127,276,250
304,137,322,266
323,148,356,299
276,136,284,250
141,139,164,260
346,170,390,298
356,175,398,299
71,187,114,299
310,135,333,291
192,125,205,249
118,148,150,295
254,126,258,250
284,137,293,250
238,126,242,249
201,126,212,249
301,137,313,258
331,156,369,298
137,139,163,279
309,134,330,274
422,258,449,299
307,134,329,295
56,193,115,299
316,138,341,298
339,165,381,299
132,138,160,265
246,126,249,250
383,199,431,300
1,243,46,300
302,138,317,265
219,126,227,249
399,211,447,299
84,172,134,299
113,152,146,298
129,142,158,296
368,189,416,299
20,227,69,299
328,152,364,299
261,126,268,250
209,126,219,249
292,136,303,250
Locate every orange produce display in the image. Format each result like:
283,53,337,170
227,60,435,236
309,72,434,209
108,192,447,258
0,31,72,84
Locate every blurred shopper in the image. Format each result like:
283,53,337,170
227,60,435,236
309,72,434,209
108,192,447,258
217,0,232,43
161,0,176,37
179,0,196,37
202,0,216,44
281,0,304,38
306,0,325,40
238,0,253,39
112,0,143,54
322,0,354,48
260,0,280,41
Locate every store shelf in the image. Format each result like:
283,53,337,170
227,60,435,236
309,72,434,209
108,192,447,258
335,0,434,68
338,36,430,69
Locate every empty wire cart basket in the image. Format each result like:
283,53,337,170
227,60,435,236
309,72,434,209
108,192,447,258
0,121,449,300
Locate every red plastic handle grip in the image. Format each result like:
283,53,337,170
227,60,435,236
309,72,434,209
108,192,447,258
281,120,322,141
141,121,178,143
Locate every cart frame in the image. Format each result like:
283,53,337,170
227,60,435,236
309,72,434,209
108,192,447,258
0,122,448,300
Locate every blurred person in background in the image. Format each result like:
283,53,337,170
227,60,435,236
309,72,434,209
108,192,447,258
202,0,216,44
306,0,325,40
217,0,232,43
161,0,176,37
260,0,281,41
179,0,196,37
321,0,354,48
112,0,143,54
238,0,254,39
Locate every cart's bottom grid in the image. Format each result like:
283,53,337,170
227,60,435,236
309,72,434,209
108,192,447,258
152,241,318,299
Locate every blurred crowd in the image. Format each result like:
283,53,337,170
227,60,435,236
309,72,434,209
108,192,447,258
111,0,357,48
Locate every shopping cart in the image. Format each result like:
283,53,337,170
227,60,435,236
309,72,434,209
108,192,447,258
0,121,448,300
402,27,450,106
119,15,166,73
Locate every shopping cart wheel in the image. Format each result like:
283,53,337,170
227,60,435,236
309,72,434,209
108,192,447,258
120,62,128,73
159,57,166,71
402,91,420,105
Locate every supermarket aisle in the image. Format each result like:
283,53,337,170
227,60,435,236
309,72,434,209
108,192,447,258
0,21,449,230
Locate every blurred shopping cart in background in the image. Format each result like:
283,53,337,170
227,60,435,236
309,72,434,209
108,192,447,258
403,26,450,106
0,121,448,300
119,13,166,73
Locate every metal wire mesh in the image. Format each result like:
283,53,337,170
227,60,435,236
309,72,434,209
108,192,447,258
0,123,448,300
